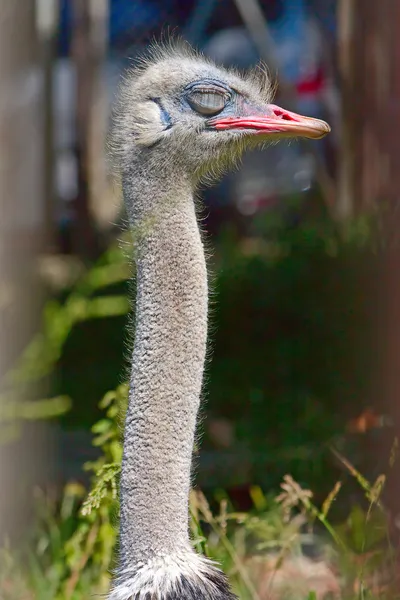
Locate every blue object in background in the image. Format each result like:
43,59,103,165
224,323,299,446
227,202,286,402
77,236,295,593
58,0,164,56
269,0,308,83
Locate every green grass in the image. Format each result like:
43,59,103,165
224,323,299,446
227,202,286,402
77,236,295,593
1,382,398,600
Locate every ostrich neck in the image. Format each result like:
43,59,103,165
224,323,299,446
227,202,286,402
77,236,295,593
120,164,208,566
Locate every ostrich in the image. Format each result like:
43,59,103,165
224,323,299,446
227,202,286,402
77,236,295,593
108,40,330,600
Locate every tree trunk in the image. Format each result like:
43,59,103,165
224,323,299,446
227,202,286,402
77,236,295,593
338,0,400,530
37,0,60,252
337,0,400,218
0,0,47,540
70,0,109,258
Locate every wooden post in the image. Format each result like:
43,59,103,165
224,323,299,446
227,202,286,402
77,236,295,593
337,0,400,217
86,0,113,231
0,0,46,538
37,0,60,252
337,0,400,528
70,0,109,258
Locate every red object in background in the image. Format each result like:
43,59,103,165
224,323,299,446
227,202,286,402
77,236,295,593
346,408,392,434
296,67,325,96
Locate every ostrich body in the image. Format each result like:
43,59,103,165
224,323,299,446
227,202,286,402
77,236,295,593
109,41,330,600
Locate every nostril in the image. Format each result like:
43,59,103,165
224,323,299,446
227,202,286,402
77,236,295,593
272,108,297,121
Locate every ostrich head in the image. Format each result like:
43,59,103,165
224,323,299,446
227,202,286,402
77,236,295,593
112,41,330,184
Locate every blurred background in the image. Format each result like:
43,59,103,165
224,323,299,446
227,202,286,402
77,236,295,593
1,0,400,598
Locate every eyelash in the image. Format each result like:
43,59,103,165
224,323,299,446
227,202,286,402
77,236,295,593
192,87,230,100
186,87,232,116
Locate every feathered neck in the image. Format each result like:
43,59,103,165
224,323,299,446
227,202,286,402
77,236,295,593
118,163,208,564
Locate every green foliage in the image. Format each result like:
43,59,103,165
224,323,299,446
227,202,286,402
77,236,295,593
0,243,130,444
6,244,129,388
37,209,381,496
0,383,127,599
81,384,127,517
199,211,379,495
60,384,127,598
1,377,397,599
1,209,397,598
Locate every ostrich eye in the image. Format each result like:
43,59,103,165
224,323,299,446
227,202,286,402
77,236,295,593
187,90,228,116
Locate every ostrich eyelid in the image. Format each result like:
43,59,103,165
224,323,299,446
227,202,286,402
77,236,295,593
186,88,231,116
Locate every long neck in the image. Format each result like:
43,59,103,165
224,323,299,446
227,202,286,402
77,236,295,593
119,163,208,566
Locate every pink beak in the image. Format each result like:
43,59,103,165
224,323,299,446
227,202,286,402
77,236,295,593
209,104,331,140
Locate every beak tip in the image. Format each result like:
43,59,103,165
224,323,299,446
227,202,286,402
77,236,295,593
308,119,331,139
